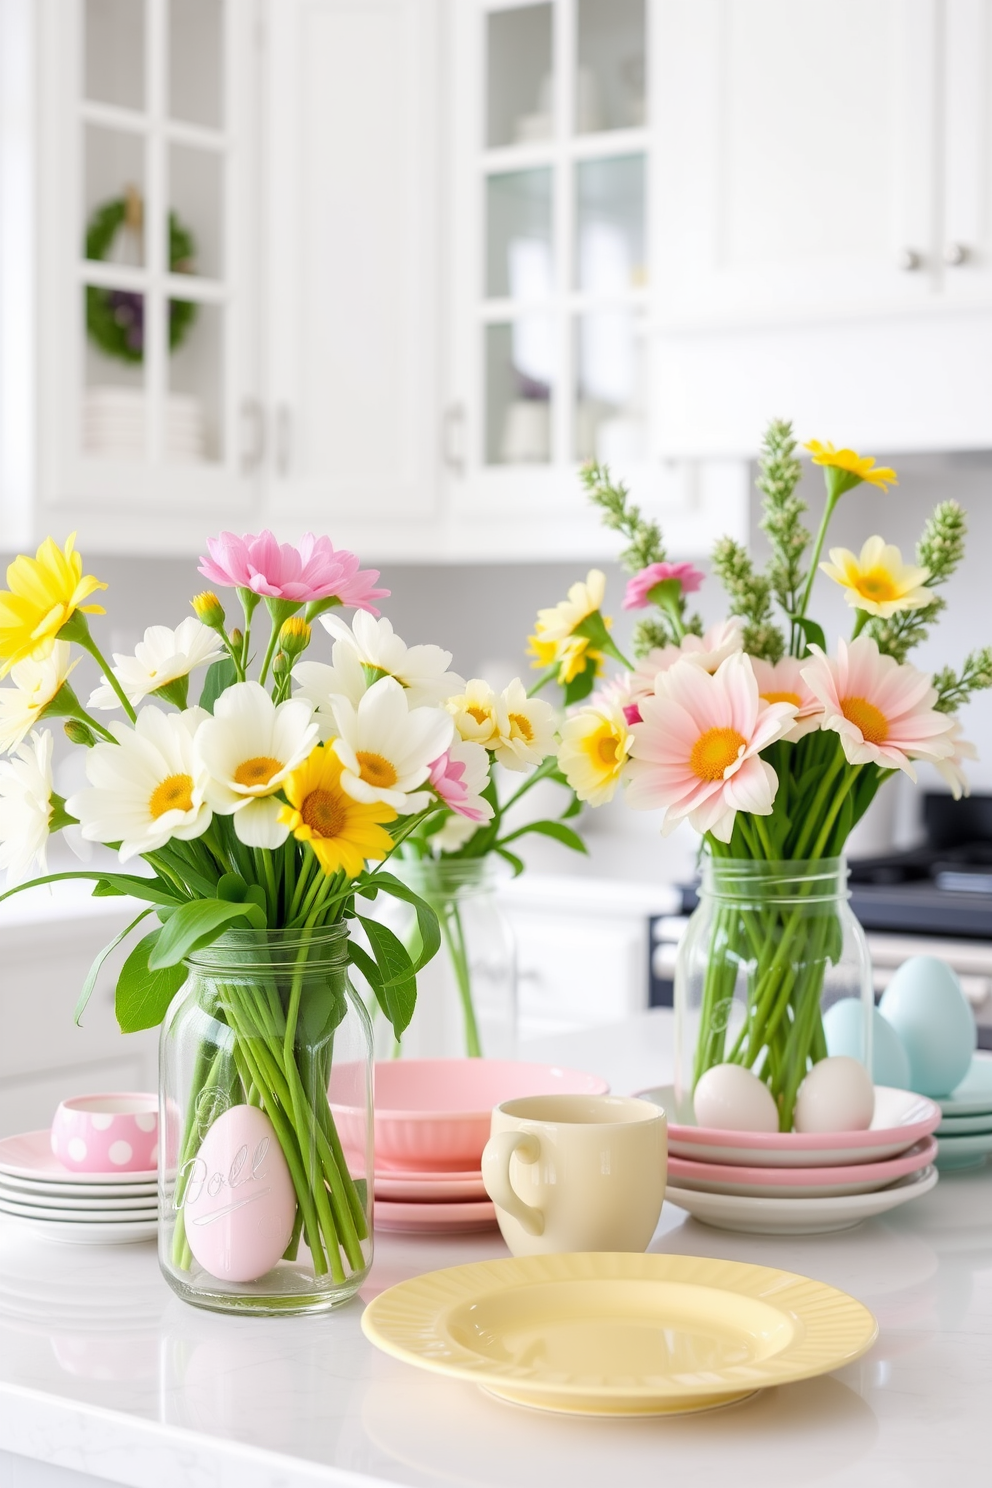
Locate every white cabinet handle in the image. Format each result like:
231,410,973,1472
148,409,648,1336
275,405,292,477
442,402,466,475
944,242,968,266
240,399,265,473
897,249,921,272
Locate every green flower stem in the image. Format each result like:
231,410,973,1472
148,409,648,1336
810,766,860,858
792,749,847,857
258,614,281,686
439,897,482,1058
796,492,840,626
58,616,138,723
527,665,560,697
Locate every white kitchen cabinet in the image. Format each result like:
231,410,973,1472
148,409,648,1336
261,0,444,557
943,0,992,304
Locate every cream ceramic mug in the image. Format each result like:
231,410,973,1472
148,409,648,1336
481,1094,667,1257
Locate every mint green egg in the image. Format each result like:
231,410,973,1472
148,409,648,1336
823,998,911,1089
879,957,976,1097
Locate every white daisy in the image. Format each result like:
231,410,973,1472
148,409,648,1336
332,676,454,814
293,646,368,741
0,643,78,754
320,611,464,708
194,681,319,847
0,730,56,883
492,679,557,773
66,707,212,863
88,618,225,710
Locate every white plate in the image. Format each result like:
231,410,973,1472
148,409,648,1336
668,1137,937,1199
640,1085,939,1167
937,1053,992,1118
664,1166,939,1235
0,1130,156,1185
0,1185,159,1213
0,1212,157,1246
0,1170,157,1200
374,1171,487,1202
0,1197,157,1224
935,1129,992,1170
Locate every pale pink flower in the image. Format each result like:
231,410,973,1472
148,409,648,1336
198,530,388,611
625,653,797,842
622,562,705,611
428,740,493,823
801,636,956,779
933,718,978,800
750,656,824,742
590,672,642,726
629,617,746,698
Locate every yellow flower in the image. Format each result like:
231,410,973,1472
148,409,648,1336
531,569,607,645
278,743,396,876
528,570,612,687
820,536,933,618
804,441,898,495
557,702,632,806
0,535,107,677
192,590,225,628
446,679,503,747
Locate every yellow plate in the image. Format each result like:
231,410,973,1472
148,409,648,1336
361,1252,877,1416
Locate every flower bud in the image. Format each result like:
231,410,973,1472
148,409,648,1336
64,718,96,748
192,590,226,629
279,615,312,659
271,649,291,679
230,628,244,650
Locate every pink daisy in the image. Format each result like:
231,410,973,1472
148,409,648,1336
622,561,705,611
933,718,978,800
428,740,493,823
629,617,746,699
800,636,956,778
625,653,797,842
750,656,823,742
199,531,389,612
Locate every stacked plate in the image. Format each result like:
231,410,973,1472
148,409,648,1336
934,1052,992,1170
638,1085,941,1235
82,386,205,462
0,1130,157,1245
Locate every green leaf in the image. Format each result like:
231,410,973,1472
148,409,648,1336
794,616,826,656
198,656,237,713
352,918,418,1037
358,871,441,974
115,930,187,1032
0,870,179,910
494,845,525,877
563,668,596,705
499,819,588,854
147,897,266,969
560,793,583,820
74,908,154,1025
216,872,249,902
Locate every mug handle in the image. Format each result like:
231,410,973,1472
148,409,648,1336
481,1131,544,1236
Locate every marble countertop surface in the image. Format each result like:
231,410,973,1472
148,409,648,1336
1,1012,990,1488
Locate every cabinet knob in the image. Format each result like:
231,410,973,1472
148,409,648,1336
897,248,921,272
240,399,265,474
944,242,968,266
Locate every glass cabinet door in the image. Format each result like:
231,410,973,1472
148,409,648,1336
475,0,648,476
77,0,236,474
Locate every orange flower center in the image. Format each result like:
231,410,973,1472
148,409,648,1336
356,750,398,789
762,690,802,707
690,727,746,782
597,734,619,765
509,711,534,742
301,788,346,840
149,773,194,819
466,705,491,725
841,696,889,745
853,569,899,603
234,755,283,788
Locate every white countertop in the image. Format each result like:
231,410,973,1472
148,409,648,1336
1,1011,990,1488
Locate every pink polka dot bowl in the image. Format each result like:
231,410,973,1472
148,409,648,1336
51,1093,159,1175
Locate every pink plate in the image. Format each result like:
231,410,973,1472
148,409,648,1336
374,1198,498,1234
374,1171,487,1202
332,1059,608,1171
637,1085,941,1168
0,1130,156,1186
668,1135,938,1199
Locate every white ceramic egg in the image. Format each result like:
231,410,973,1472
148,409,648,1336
183,1104,297,1283
879,956,977,1097
823,998,912,1090
794,1056,875,1134
692,1063,779,1133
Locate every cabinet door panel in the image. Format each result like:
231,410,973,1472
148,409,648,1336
943,0,992,302
265,0,440,529
655,0,940,326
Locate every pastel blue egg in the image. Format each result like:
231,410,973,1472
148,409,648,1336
823,999,911,1089
879,957,976,1097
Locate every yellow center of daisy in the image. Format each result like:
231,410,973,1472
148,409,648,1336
356,750,398,789
690,727,746,781
852,569,899,603
841,696,889,745
761,690,802,707
467,705,490,725
597,734,620,765
509,712,533,742
234,755,283,788
300,788,346,840
149,773,194,819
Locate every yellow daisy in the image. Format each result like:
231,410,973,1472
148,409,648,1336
531,569,606,644
804,441,898,496
557,702,632,806
278,743,396,877
820,536,933,618
0,535,107,677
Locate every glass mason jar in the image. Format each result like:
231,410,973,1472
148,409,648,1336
386,858,517,1060
159,926,373,1316
674,856,873,1133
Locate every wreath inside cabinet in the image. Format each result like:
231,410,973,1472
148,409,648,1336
84,186,199,363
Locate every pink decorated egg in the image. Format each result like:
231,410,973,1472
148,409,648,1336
181,1105,297,1283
